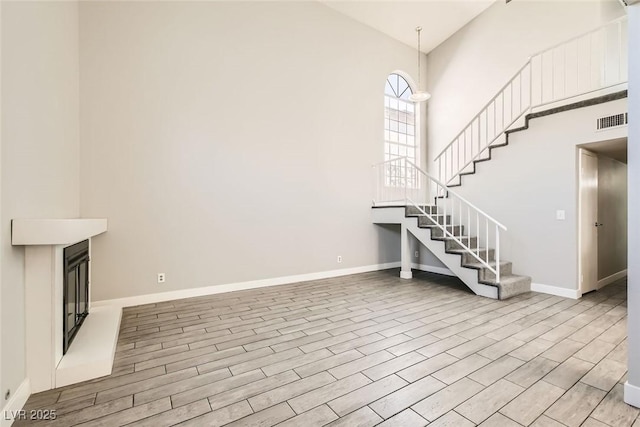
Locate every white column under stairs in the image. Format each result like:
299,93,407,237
400,223,413,279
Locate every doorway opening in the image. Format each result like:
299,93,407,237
578,137,628,295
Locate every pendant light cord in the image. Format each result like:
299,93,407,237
409,26,430,102
416,26,422,91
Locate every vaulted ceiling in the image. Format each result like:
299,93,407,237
320,0,497,53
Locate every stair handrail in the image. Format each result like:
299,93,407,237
373,156,506,283
434,61,531,186
433,16,628,185
433,61,531,165
405,158,507,231
372,156,507,229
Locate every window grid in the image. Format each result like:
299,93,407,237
384,74,418,188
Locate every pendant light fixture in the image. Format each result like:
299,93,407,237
409,26,431,103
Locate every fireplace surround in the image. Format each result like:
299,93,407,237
11,218,115,392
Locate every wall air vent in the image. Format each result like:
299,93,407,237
596,113,628,131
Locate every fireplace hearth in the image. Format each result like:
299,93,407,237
63,239,90,354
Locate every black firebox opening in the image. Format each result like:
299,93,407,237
63,239,90,354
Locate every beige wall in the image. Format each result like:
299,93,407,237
79,1,418,301
597,155,627,280
425,0,625,166
1,0,79,405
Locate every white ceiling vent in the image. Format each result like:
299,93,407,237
596,113,628,131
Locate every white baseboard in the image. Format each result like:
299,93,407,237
93,262,402,308
598,269,627,289
625,381,640,409
531,282,581,299
412,263,455,277
1,379,31,427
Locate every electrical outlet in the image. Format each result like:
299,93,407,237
415,251,419,258
157,273,166,283
5,389,10,401
337,256,342,263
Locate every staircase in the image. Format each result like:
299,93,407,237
371,17,629,300
372,157,531,300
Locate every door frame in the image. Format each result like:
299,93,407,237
578,148,599,295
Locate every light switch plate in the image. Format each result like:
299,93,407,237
556,210,566,220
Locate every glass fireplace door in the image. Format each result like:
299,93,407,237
63,240,90,354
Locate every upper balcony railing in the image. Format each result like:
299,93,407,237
434,17,628,185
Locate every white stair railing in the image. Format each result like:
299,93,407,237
373,157,507,284
372,157,427,206
435,16,628,185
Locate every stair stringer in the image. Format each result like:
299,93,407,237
405,220,499,299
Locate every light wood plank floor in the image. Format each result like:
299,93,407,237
17,270,637,426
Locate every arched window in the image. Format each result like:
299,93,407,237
384,73,416,163
384,73,418,187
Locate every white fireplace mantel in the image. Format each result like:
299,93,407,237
12,218,108,245
12,218,119,393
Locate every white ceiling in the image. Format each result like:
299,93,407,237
320,0,497,54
